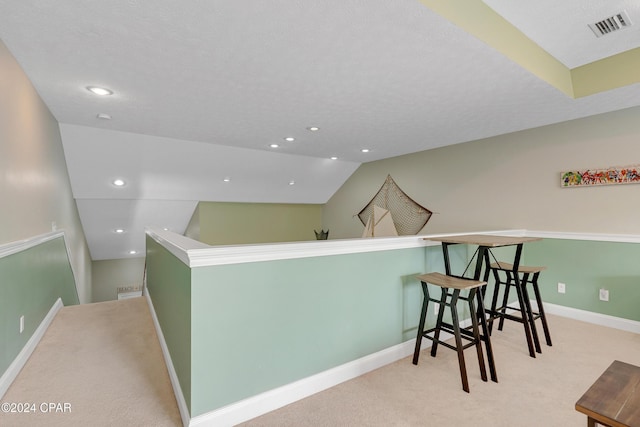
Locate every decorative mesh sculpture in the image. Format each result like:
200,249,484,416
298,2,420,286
358,175,432,236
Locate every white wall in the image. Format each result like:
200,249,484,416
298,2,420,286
0,40,92,303
324,106,640,238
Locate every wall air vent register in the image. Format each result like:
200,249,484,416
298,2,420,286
588,11,632,37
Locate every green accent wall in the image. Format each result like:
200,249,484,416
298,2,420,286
189,247,429,416
145,236,192,413
145,234,640,419
144,237,524,417
0,236,79,376
524,239,640,322
190,202,323,245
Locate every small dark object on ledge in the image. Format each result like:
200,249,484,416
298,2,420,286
315,229,329,240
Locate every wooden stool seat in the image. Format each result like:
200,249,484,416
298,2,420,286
488,262,552,357
415,272,486,290
489,262,546,274
413,272,487,393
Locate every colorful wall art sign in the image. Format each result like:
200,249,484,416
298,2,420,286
561,165,640,187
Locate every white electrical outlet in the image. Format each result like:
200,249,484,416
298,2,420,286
20,315,24,333
557,282,566,294
599,288,609,302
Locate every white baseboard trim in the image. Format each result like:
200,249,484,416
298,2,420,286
0,298,63,399
145,290,191,427
190,337,427,427
493,300,640,334
540,301,640,334
157,298,640,427
187,302,640,426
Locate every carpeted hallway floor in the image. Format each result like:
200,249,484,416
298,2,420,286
239,313,640,427
0,297,182,427
2,297,640,426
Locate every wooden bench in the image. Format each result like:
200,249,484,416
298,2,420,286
575,360,640,427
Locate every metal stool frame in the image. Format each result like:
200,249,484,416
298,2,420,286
488,263,552,356
413,273,488,393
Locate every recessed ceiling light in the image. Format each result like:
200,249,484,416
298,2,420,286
97,113,112,120
129,250,137,255
223,177,231,182
270,143,279,148
330,156,338,160
112,179,126,186
284,137,295,142
87,86,113,96
163,227,170,231
289,180,295,186
114,228,125,234
307,127,320,132
361,148,370,153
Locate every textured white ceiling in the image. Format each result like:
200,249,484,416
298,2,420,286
60,124,359,259
1,0,640,260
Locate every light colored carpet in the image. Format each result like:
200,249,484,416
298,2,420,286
2,299,639,427
0,297,181,427
239,314,640,427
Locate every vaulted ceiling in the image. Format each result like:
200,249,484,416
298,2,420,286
1,0,639,259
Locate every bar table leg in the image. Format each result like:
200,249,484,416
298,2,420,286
475,246,498,383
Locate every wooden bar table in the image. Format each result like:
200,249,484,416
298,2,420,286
425,234,541,382
575,360,640,427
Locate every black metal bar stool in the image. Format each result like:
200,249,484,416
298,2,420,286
488,262,552,356
412,272,488,393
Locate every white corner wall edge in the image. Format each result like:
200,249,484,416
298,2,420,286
146,228,640,270
0,298,63,399
525,230,640,243
189,338,420,427
0,230,64,259
144,289,191,427
147,228,526,268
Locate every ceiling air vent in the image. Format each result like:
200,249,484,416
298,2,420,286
588,11,632,37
